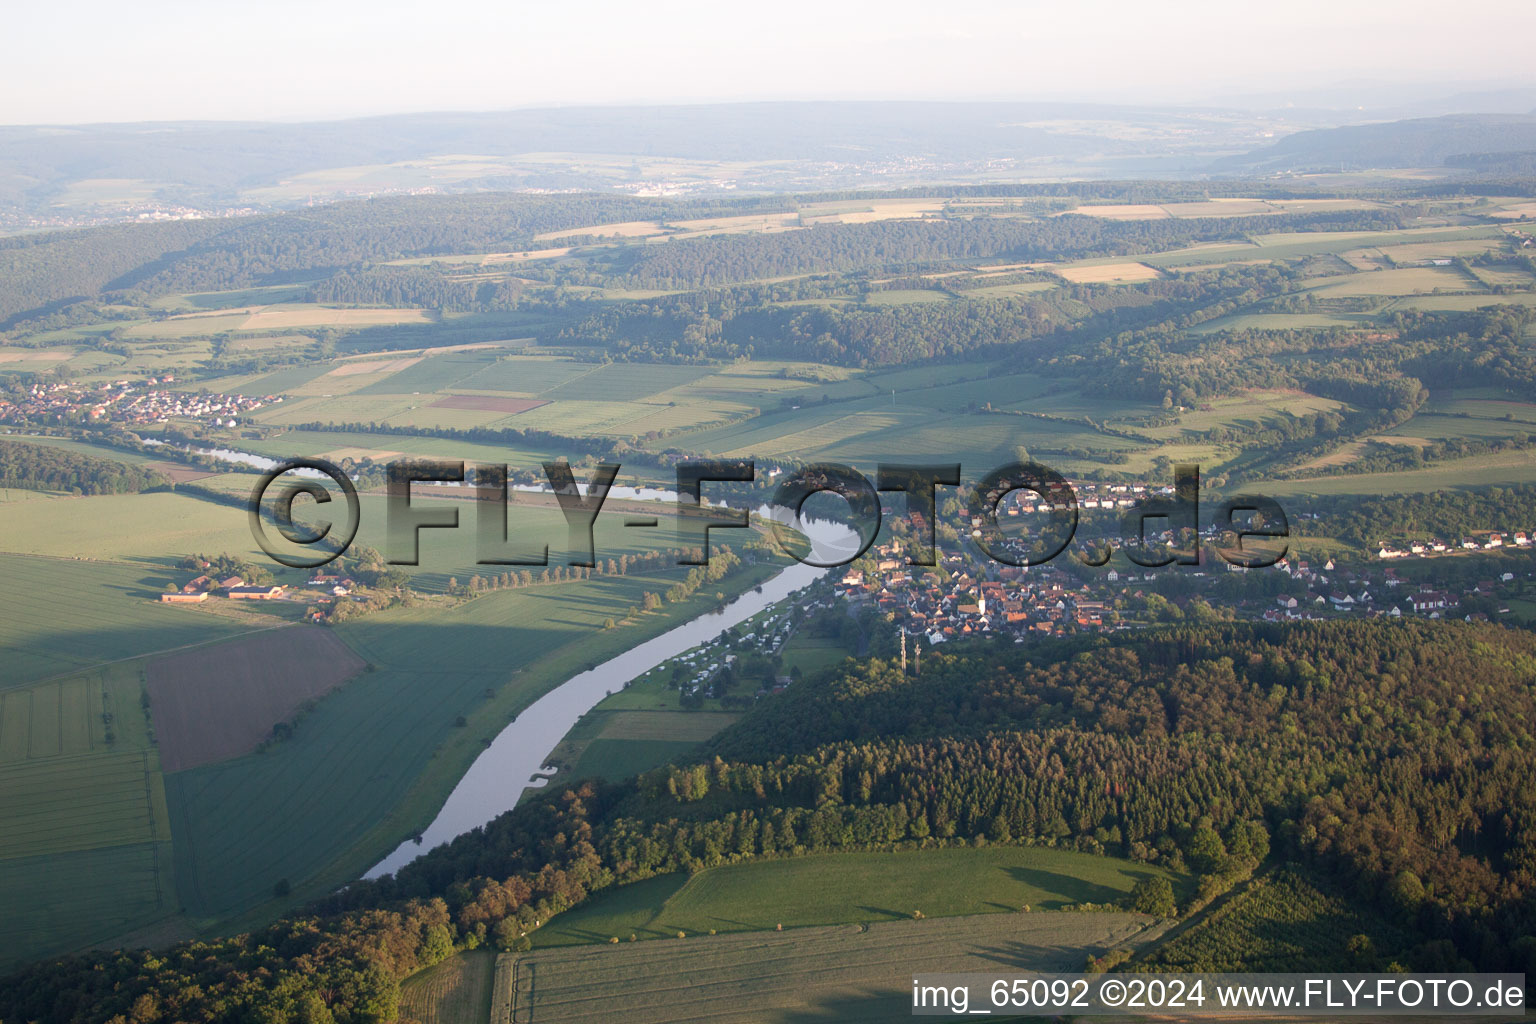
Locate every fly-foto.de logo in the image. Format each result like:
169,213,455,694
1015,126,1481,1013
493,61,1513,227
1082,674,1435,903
248,457,1288,571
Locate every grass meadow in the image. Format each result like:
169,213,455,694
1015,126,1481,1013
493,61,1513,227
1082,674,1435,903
535,846,1186,947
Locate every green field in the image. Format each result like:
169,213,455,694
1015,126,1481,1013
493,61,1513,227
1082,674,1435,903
0,661,177,966
353,351,500,395
777,635,853,677
536,846,1187,947
1145,226,1505,270
1259,448,1536,497
549,708,742,785
0,553,252,685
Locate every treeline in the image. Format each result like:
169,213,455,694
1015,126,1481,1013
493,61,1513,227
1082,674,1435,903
0,439,170,494
606,209,1404,289
290,420,628,463
6,621,1536,1022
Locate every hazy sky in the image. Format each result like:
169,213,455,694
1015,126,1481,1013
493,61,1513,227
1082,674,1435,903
5,0,1534,124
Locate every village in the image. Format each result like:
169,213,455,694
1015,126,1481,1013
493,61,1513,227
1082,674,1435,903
831,531,1535,647
0,378,277,427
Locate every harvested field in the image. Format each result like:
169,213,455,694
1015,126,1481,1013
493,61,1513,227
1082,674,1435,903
319,447,406,463
430,395,549,414
1491,201,1536,220
239,307,429,330
482,248,572,263
536,220,666,241
400,949,497,1024
1055,262,1161,283
146,628,366,772
1065,204,1170,219
0,349,73,364
146,461,216,484
504,911,1168,1023
326,357,422,378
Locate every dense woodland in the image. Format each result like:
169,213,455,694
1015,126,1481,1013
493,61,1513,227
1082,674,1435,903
4,620,1535,1022
0,439,170,495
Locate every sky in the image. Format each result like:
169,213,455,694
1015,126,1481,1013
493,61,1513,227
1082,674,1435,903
5,0,1535,124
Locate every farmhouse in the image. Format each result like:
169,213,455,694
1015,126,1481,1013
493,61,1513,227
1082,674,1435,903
228,585,286,600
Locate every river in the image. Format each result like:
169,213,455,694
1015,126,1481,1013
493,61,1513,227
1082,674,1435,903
364,511,857,878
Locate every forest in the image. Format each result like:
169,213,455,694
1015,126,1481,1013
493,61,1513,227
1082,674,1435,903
0,439,170,495
4,619,1534,1023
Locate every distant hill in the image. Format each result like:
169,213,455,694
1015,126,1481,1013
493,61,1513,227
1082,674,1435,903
1213,113,1536,172
0,101,1330,224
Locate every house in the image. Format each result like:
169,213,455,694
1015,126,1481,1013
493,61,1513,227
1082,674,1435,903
218,575,245,589
1409,591,1450,614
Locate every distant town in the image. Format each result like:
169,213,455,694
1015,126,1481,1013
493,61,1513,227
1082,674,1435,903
0,378,278,428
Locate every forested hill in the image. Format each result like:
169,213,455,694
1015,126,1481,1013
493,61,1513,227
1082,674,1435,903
0,194,1404,327
5,620,1535,1023
1217,113,1536,172
0,193,772,323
